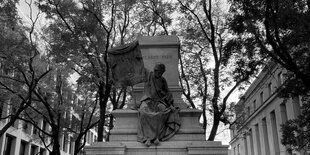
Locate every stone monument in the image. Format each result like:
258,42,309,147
84,36,228,155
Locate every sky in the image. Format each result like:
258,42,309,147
17,0,43,29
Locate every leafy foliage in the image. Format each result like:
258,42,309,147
37,0,115,143
281,95,310,153
228,0,310,89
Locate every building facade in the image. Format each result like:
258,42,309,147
0,103,97,155
229,62,306,155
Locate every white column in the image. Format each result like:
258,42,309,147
246,131,253,155
270,110,280,155
242,136,248,155
12,135,20,155
249,129,255,155
59,134,64,152
5,135,17,155
43,149,48,155
69,137,75,155
275,105,289,155
253,123,261,155
259,120,268,155
34,145,39,155
266,114,276,155
25,142,31,155
291,97,301,117
64,135,69,153
286,97,301,120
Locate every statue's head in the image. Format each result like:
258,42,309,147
154,63,166,78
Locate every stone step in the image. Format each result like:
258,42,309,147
85,141,228,155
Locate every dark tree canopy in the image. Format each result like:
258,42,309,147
228,0,310,90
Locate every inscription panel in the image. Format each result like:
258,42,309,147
140,47,179,87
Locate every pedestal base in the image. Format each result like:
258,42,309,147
109,109,205,141
85,141,228,155
85,109,228,155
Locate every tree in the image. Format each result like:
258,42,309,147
64,84,100,155
18,62,101,155
37,0,179,142
228,0,310,91
281,99,310,154
19,66,74,155
228,0,310,151
37,0,116,142
138,0,175,35
176,0,262,140
1,1,95,154
0,0,51,137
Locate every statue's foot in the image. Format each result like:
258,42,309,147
154,138,160,145
145,139,151,147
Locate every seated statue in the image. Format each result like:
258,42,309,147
137,63,180,147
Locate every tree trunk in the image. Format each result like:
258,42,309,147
97,82,111,142
97,83,106,142
207,113,220,141
74,141,80,155
202,104,207,132
50,127,61,155
208,63,221,141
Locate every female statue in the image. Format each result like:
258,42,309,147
137,63,180,147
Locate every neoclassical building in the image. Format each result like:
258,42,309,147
229,62,304,155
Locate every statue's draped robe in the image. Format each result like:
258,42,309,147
137,72,180,142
